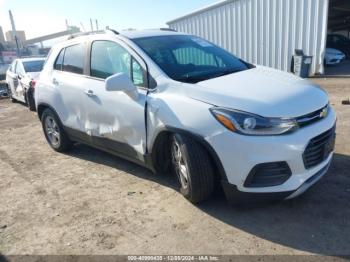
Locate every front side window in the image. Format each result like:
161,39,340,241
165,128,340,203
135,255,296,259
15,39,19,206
62,44,85,74
54,49,64,70
133,35,250,83
90,40,145,86
23,60,45,73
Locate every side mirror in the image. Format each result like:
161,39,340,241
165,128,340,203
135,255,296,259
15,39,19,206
105,73,138,99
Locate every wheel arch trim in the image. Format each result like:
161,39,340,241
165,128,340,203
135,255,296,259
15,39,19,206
37,103,61,122
150,126,228,182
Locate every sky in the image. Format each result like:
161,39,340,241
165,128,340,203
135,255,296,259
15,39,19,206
0,0,217,42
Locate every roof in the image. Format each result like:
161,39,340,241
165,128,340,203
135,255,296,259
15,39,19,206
64,29,184,43
167,0,233,24
120,29,183,39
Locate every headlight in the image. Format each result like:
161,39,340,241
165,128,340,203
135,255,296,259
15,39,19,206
210,108,298,135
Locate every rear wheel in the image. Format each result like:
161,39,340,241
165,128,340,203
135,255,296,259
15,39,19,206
171,134,215,203
41,108,73,152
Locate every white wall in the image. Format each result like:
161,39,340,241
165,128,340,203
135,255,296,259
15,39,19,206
168,0,329,75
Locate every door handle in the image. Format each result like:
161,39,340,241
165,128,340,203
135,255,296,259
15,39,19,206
84,89,95,97
52,78,59,86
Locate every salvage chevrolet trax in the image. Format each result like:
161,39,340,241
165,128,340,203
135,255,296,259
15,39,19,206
35,29,336,204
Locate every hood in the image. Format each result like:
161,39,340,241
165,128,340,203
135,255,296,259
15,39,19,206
26,72,40,80
186,66,328,118
326,48,344,55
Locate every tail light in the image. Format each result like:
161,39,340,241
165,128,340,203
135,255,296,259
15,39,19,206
30,80,36,89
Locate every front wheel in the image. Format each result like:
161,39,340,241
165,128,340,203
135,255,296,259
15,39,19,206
171,134,215,203
41,108,73,152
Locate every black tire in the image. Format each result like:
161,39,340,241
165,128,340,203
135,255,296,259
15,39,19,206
26,89,36,111
171,134,215,203
41,108,73,152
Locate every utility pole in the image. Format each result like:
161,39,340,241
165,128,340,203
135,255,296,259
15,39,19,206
90,18,94,32
9,10,20,57
95,19,99,31
80,22,86,32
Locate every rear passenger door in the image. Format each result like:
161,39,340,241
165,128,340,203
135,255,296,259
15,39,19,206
51,43,89,138
84,40,148,161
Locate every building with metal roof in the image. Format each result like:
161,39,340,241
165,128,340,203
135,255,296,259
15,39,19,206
167,0,350,75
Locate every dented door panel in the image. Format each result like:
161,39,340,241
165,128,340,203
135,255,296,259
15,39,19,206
83,78,147,158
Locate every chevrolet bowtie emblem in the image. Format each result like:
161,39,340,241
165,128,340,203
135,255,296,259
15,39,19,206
320,107,328,118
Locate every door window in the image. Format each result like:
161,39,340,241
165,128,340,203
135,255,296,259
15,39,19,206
62,44,85,74
9,60,17,72
54,49,65,71
15,62,25,76
90,40,145,87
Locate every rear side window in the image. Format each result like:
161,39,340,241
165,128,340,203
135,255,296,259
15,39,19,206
54,49,64,70
62,44,85,74
23,60,44,72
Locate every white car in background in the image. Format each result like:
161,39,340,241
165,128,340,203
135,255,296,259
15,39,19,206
6,57,45,111
35,30,336,205
324,48,345,66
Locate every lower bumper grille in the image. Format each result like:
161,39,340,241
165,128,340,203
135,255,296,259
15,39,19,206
244,162,292,188
303,126,336,169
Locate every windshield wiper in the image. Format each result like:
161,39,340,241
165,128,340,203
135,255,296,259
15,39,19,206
211,69,243,78
173,75,208,83
174,68,247,83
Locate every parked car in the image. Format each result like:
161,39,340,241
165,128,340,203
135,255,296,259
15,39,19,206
0,63,10,81
6,57,45,111
35,30,336,205
324,48,345,66
327,34,350,58
0,83,8,97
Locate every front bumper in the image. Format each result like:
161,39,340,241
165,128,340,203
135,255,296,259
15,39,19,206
206,106,336,201
222,156,332,205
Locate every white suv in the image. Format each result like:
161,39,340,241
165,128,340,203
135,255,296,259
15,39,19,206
35,29,336,204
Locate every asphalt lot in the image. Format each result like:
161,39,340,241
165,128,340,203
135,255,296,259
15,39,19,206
0,78,349,256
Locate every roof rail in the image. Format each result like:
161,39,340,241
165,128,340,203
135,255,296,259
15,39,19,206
67,30,104,40
105,28,120,35
159,28,177,32
67,28,119,40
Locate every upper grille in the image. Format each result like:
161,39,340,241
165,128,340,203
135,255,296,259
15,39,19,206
303,126,336,169
296,104,329,128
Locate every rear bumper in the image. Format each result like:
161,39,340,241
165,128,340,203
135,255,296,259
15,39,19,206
222,156,332,205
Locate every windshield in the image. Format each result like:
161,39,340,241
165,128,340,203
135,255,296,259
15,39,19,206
133,35,251,83
23,60,45,73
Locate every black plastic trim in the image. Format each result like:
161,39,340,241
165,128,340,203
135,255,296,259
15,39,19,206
63,126,152,170
244,161,292,188
156,126,228,182
303,125,336,169
222,181,293,205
